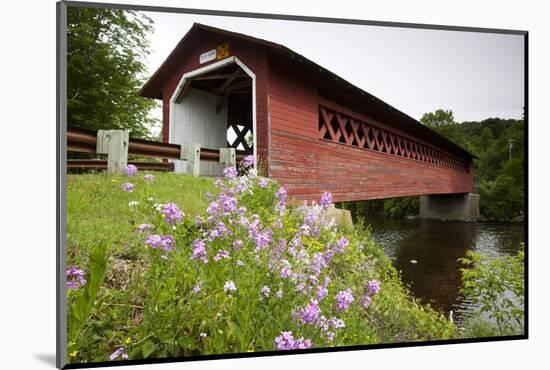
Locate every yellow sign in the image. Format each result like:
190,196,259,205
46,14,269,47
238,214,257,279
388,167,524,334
216,43,230,60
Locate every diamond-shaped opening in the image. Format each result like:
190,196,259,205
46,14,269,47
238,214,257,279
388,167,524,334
227,125,238,147
344,120,355,145
335,118,346,144
328,118,339,141
227,124,250,150
388,135,396,155
320,119,332,140
345,122,354,145
367,128,376,150
358,124,367,148
377,131,386,153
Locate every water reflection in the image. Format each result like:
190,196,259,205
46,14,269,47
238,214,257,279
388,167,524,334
364,217,525,320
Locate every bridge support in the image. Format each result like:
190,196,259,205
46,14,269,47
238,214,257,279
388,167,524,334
326,205,354,229
419,193,479,221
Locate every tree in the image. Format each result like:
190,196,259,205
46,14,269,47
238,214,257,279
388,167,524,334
420,109,456,128
67,7,158,138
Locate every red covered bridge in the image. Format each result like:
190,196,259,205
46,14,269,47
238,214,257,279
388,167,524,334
140,23,478,220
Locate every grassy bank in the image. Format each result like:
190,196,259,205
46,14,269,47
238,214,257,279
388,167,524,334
66,170,455,363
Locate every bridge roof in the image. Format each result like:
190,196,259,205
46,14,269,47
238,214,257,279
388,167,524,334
140,23,476,160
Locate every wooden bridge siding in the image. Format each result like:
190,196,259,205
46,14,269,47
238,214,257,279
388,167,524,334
161,34,269,162
267,63,474,203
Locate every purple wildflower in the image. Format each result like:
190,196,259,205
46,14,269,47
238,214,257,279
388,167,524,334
275,187,288,206
330,317,345,329
109,347,128,361
320,192,333,209
137,223,153,232
274,332,312,350
122,183,134,193
236,260,245,267
208,221,230,241
124,164,138,176
159,235,175,251
295,282,307,294
213,249,230,262
195,216,204,226
144,174,155,181
299,300,320,323
162,203,183,224
275,289,283,298
232,239,243,251
206,200,221,216
311,253,327,276
191,239,208,264
274,331,295,350
145,234,162,248
192,282,203,293
66,265,86,290
293,338,312,349
316,285,328,301
214,179,226,189
223,166,238,179
218,193,238,214
224,280,237,293
361,295,373,309
253,230,272,250
367,279,381,295
334,237,349,254
145,235,174,251
335,288,355,313
243,155,255,168
304,209,318,225
280,266,292,279
258,177,269,188
260,285,271,298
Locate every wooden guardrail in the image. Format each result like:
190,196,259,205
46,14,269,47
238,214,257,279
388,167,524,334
67,125,245,175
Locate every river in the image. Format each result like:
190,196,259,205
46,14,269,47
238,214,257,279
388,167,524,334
363,217,525,324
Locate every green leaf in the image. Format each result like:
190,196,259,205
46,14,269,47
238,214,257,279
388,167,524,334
141,340,156,358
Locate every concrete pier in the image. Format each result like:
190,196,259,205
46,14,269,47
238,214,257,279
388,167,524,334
326,205,354,229
419,193,480,221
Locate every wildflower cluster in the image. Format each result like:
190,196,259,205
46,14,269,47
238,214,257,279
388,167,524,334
94,154,385,361
274,331,312,350
66,265,87,290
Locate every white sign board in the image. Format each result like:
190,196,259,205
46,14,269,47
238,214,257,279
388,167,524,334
199,49,217,64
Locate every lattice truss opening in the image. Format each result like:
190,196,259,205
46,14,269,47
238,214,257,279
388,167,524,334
227,124,253,152
318,106,468,171
226,94,253,154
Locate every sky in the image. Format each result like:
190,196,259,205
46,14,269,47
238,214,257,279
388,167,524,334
141,11,525,126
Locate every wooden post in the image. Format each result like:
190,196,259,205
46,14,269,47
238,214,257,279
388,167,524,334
180,143,201,177
219,147,236,167
97,130,129,174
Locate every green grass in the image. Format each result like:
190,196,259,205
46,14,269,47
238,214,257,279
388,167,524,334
67,172,215,262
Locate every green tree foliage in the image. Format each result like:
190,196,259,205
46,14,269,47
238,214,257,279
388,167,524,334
422,110,525,221
339,197,419,220
458,245,524,336
420,109,456,128
67,7,158,138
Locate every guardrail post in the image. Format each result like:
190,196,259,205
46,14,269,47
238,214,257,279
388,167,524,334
180,143,201,177
219,147,236,167
97,130,129,174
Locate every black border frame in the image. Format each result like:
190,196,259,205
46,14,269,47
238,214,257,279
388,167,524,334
56,1,528,368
